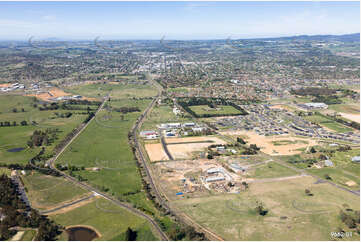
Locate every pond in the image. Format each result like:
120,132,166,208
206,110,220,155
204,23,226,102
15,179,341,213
7,147,25,152
66,226,99,241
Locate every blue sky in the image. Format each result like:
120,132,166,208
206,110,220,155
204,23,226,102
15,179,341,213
0,1,359,40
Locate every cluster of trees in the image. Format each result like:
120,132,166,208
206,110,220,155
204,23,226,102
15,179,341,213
55,164,85,171
0,120,28,127
83,112,95,123
54,112,72,118
178,97,247,118
326,114,360,130
0,175,62,240
27,129,59,148
291,87,337,96
312,95,342,105
114,106,140,114
241,144,260,155
339,209,360,231
38,100,100,112
11,108,25,113
255,201,268,216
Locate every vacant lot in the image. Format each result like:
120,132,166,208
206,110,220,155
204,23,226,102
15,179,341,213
165,136,227,159
25,87,73,101
189,105,242,117
173,176,360,241
246,162,298,179
51,198,158,241
22,172,88,210
65,82,157,99
221,130,317,156
145,143,169,162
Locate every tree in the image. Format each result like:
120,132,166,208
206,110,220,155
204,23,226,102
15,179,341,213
207,153,213,159
310,147,317,153
20,120,28,126
12,108,17,113
237,137,246,144
324,174,332,180
305,189,313,196
124,227,137,241
255,201,268,216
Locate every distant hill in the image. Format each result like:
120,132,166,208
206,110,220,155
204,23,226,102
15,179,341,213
250,33,360,42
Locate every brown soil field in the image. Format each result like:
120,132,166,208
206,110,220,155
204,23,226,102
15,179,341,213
145,143,169,162
220,130,317,155
0,83,11,88
339,112,360,123
26,87,96,101
45,196,98,215
269,104,292,111
165,136,226,159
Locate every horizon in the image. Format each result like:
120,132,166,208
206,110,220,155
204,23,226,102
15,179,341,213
0,1,360,40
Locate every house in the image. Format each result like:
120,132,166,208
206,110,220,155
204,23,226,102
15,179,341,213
352,156,360,163
324,160,334,167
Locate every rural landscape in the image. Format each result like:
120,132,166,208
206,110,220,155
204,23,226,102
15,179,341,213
0,1,360,241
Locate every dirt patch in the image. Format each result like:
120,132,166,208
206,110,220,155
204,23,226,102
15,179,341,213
0,83,11,88
269,104,292,111
221,130,317,156
165,136,226,159
345,180,357,187
145,143,169,162
25,87,96,101
339,112,360,123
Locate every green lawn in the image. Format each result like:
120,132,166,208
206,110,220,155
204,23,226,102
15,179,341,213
22,172,88,210
64,83,158,99
173,176,360,241
51,198,158,241
247,162,298,179
303,113,353,133
328,104,360,115
189,105,243,116
20,230,37,241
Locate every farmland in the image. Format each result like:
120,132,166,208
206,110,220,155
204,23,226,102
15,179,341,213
172,176,360,241
51,198,158,241
0,95,94,165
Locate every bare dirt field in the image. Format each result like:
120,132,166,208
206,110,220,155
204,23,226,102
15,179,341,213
165,136,226,159
0,83,11,88
145,143,169,162
269,104,293,111
220,130,317,155
339,112,360,123
26,87,95,101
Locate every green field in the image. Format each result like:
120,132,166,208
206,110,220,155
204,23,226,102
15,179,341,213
141,104,192,130
247,162,298,179
0,95,89,165
51,198,158,241
189,105,242,116
21,171,88,210
303,113,353,133
173,176,360,241
328,103,360,114
64,83,158,99
20,230,37,241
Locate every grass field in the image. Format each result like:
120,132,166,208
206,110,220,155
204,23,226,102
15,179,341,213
0,167,11,176
141,104,192,130
21,171,88,210
303,113,353,133
51,198,158,241
20,230,36,241
328,104,360,115
0,95,90,165
64,83,157,99
247,162,298,179
173,176,360,241
189,105,242,116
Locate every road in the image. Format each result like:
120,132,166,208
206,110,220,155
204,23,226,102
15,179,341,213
40,193,96,215
132,78,224,241
43,94,169,241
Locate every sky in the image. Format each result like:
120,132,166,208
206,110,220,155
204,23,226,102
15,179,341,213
0,1,359,40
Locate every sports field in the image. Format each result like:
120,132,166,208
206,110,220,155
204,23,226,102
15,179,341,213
173,176,360,241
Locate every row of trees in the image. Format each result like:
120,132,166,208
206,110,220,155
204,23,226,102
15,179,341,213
0,120,28,127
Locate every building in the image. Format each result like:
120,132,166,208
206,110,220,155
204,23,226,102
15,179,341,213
301,102,328,109
205,176,225,182
352,156,360,163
